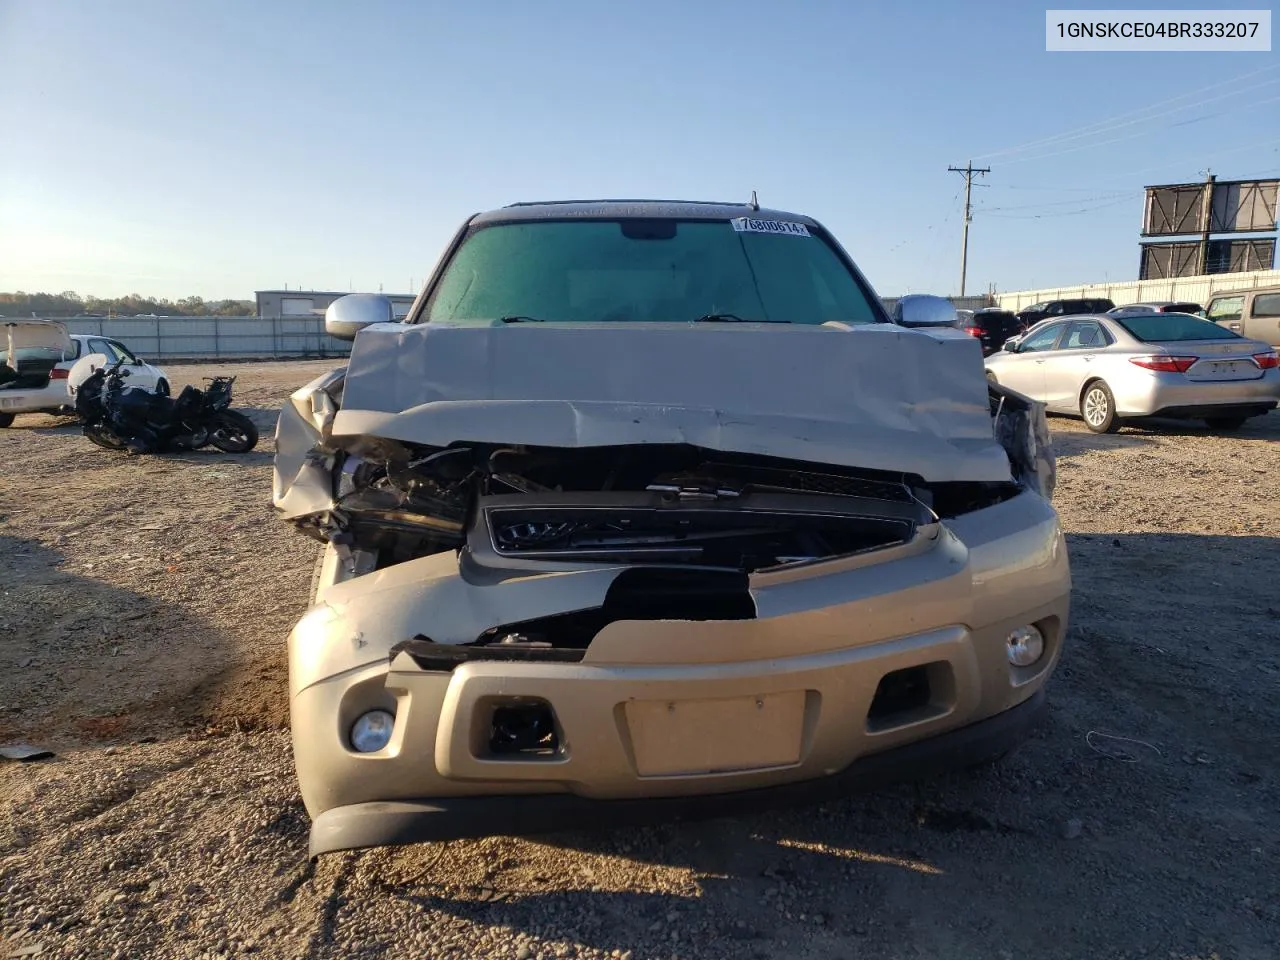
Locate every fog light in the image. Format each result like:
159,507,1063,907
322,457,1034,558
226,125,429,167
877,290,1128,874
1006,625,1045,667
350,709,395,753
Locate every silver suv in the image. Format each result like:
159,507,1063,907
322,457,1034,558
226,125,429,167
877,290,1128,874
273,199,1070,857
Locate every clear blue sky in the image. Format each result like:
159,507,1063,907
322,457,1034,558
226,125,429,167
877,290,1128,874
1,0,1277,301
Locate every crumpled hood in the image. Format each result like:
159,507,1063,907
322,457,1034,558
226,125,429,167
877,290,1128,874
327,320,1012,483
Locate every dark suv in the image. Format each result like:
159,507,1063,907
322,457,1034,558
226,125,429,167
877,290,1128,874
957,308,1027,355
1015,298,1115,328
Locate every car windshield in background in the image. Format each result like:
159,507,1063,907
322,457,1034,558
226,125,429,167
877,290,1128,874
425,219,882,325
1114,312,1240,342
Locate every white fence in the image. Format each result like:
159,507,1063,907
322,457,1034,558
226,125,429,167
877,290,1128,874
57,316,352,361
996,268,1280,312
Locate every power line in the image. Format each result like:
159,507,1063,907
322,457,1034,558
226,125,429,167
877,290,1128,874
978,190,1135,213
997,81,1280,166
883,190,961,256
980,195,1137,220
984,136,1280,193
948,162,989,297
970,63,1280,162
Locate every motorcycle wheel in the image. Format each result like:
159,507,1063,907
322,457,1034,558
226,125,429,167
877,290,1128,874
84,425,128,451
208,410,259,453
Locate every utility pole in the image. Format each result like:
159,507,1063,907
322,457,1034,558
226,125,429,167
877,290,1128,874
1198,169,1216,275
948,161,990,297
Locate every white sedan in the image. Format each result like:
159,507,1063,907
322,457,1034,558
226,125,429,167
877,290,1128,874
0,320,170,427
984,312,1279,433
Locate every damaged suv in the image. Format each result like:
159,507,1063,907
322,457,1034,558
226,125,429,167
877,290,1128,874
273,200,1070,857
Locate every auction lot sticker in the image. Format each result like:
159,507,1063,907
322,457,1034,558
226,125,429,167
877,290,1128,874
730,217,811,237
1047,10,1271,51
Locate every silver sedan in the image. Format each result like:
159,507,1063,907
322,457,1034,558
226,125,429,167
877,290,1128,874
984,313,1280,433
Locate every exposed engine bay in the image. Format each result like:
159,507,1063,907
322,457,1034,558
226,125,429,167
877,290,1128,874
298,430,1037,571
272,317,1059,664
276,365,1053,585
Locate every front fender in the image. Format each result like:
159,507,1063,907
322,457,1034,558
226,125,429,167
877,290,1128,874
989,382,1056,501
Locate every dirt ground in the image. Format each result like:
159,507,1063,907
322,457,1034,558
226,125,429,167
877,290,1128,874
1,359,1277,960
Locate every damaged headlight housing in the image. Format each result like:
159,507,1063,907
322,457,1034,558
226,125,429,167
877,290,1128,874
350,709,395,753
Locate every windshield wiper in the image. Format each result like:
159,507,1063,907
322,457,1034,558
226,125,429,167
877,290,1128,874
690,314,789,324
496,315,545,324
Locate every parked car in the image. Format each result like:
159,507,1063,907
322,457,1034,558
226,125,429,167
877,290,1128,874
273,199,1070,857
1205,285,1280,347
0,320,170,427
986,312,1279,433
1108,301,1205,318
957,307,1027,355
1015,298,1115,328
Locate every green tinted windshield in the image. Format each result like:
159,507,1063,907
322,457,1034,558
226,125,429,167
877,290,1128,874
1115,313,1241,342
425,219,882,325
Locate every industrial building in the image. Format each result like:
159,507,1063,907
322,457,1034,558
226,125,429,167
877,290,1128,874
255,289,416,319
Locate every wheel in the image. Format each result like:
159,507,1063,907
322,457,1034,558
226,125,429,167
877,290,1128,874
1205,416,1247,432
985,371,998,385
0,412,13,428
208,410,259,453
154,379,170,397
1080,381,1120,433
83,425,127,450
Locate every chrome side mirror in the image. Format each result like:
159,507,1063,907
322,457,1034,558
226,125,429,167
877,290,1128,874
325,294,395,341
892,294,958,328
1002,339,1019,353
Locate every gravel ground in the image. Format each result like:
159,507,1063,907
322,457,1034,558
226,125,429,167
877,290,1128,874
2,359,1278,960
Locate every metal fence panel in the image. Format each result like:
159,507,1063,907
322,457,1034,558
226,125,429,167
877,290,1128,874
996,268,1280,311
45,316,355,360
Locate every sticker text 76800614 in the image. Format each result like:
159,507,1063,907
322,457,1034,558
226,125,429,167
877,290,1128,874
729,217,811,237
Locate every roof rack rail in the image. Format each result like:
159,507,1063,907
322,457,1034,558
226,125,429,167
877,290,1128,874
503,198,748,208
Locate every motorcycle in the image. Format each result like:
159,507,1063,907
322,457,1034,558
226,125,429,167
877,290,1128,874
71,356,259,454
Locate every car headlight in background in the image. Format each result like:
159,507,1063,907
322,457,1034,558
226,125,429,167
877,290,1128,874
1006,624,1045,667
350,709,395,753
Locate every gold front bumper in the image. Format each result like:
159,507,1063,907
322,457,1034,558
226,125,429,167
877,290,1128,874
290,490,1070,817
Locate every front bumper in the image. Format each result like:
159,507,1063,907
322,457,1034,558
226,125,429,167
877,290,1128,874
309,687,1047,856
290,490,1070,851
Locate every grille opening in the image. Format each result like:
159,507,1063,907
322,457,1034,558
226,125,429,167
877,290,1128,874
485,502,914,570
866,661,957,732
866,662,957,733
471,608,609,653
602,568,756,621
488,699,561,758
466,568,756,654
868,666,933,723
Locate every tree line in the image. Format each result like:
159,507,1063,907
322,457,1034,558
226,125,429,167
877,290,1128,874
0,291,256,318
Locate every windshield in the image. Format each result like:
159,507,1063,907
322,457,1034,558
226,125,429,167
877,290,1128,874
424,219,883,325
1115,313,1241,342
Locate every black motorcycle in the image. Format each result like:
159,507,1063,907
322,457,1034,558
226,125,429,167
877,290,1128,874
73,358,259,454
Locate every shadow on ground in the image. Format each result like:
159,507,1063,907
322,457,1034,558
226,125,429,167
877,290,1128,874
0,535,248,747
1050,425,1154,458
